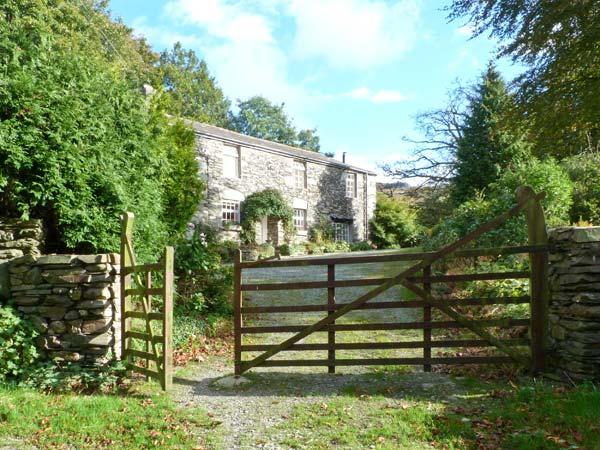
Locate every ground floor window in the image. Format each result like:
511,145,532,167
222,200,240,224
293,208,307,229
333,222,351,242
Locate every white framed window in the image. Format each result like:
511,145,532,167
294,161,307,189
345,172,357,198
222,200,240,224
333,222,350,242
293,208,307,229
222,145,240,178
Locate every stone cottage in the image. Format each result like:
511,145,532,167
190,122,377,245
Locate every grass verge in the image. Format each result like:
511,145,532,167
0,384,220,449
266,380,600,450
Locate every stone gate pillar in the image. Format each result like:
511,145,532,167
548,227,600,381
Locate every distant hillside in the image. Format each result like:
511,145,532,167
376,181,409,197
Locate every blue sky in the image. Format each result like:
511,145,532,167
109,0,520,180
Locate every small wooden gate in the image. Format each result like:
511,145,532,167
120,212,174,390
233,186,549,375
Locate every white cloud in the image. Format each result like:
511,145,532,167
160,0,314,127
455,24,475,37
288,0,421,69
346,87,409,103
447,48,481,73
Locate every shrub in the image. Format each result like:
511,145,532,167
369,193,421,248
279,243,305,256
0,305,40,382
308,215,334,244
562,152,600,225
175,224,233,316
350,240,372,251
427,157,573,250
257,243,275,259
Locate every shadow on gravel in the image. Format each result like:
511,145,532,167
173,370,486,401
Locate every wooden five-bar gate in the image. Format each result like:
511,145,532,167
233,186,549,376
120,212,174,391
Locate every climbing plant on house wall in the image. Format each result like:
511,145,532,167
240,189,294,244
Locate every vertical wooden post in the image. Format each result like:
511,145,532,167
327,264,336,374
120,212,134,366
234,250,243,376
162,246,174,391
517,186,549,374
423,264,432,372
145,270,152,378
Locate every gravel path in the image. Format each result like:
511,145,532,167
173,357,461,449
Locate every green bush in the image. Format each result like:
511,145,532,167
308,215,334,244
175,224,233,316
562,152,600,225
427,157,573,250
278,243,305,256
257,243,275,259
369,193,421,248
0,305,40,382
350,241,373,251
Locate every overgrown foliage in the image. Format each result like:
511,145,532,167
0,306,39,383
370,193,421,248
240,189,294,244
0,0,203,260
427,158,572,250
562,152,600,225
175,224,233,316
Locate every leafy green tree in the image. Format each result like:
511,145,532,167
448,1,600,157
153,42,230,127
451,65,531,204
296,128,321,152
0,0,203,260
369,193,421,248
230,96,321,151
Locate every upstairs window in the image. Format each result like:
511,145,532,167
222,145,240,178
222,200,240,224
293,208,307,229
345,172,357,198
294,161,307,189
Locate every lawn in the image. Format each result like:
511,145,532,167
0,383,221,449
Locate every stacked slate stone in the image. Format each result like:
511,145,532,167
8,253,121,364
0,218,44,261
548,227,600,381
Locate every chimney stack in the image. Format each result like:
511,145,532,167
342,152,347,163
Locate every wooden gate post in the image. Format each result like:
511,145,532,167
423,264,432,372
162,246,174,391
327,264,336,373
120,212,134,366
517,186,549,374
234,250,243,376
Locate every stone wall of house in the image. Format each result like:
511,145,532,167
192,135,377,243
548,227,600,381
0,218,44,300
8,253,121,364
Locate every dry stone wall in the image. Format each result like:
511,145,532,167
0,218,44,300
548,227,600,381
8,253,121,364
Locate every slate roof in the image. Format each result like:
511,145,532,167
191,121,377,175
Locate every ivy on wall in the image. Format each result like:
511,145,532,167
240,189,294,244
